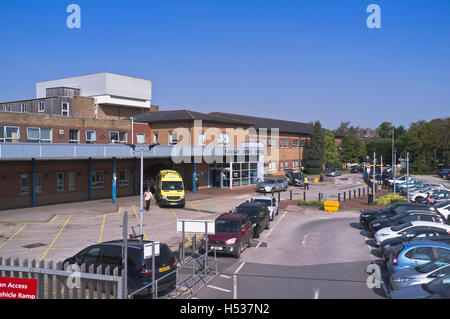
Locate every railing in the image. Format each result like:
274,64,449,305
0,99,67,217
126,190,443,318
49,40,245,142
0,257,124,299
128,248,218,299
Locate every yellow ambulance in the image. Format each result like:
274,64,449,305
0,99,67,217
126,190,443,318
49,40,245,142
156,170,185,208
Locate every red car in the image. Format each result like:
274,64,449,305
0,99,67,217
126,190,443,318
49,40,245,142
205,213,253,258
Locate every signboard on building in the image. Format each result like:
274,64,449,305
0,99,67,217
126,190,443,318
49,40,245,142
0,277,37,299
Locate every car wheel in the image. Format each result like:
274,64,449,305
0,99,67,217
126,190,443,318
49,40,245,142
248,235,253,247
234,243,241,258
276,209,279,215
415,197,423,203
266,221,270,230
271,188,275,193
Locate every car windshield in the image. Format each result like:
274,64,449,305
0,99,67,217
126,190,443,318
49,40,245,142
382,203,399,213
416,259,450,273
292,173,302,179
162,181,183,190
235,206,260,218
254,199,272,206
391,222,412,232
215,219,240,232
436,201,450,208
267,180,277,184
425,274,450,294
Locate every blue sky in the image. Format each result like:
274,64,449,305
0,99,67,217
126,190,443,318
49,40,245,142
0,0,449,130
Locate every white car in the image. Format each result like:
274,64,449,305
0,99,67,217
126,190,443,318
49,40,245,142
436,201,450,221
374,221,450,246
252,196,279,221
388,175,410,186
410,187,449,203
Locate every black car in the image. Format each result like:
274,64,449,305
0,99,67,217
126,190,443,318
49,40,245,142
360,202,434,229
350,165,363,173
369,211,447,234
62,240,177,297
234,201,271,238
284,169,304,186
380,227,450,261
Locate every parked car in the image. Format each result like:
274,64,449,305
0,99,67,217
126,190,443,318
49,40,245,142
435,201,450,221
350,165,363,173
360,202,434,229
203,213,253,258
411,187,449,203
326,168,342,177
256,178,288,193
62,240,177,297
234,201,271,238
418,189,450,205
252,195,279,221
438,169,450,178
369,210,447,235
386,241,450,273
390,258,450,291
389,274,450,299
377,221,450,255
284,169,304,187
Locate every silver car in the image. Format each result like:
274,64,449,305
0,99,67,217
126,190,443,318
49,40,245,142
390,273,450,299
390,258,450,291
256,178,288,193
253,196,279,221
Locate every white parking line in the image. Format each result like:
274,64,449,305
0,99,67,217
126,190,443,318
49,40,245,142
220,274,232,279
255,211,288,250
207,285,232,293
234,262,246,274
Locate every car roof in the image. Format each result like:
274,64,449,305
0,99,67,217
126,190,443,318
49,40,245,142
410,221,450,228
217,213,245,221
253,196,275,200
101,239,166,249
237,201,267,208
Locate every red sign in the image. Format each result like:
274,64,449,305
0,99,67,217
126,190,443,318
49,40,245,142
0,277,37,299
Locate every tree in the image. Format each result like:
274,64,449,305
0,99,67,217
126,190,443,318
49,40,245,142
324,130,341,168
375,122,394,138
340,136,357,164
304,121,326,174
356,139,367,162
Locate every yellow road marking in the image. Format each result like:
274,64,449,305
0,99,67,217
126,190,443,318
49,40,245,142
38,215,72,262
189,202,211,220
132,206,148,240
0,223,28,250
98,214,107,243
170,208,179,219
49,215,59,223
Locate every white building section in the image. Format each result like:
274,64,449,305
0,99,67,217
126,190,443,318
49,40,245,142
36,72,152,108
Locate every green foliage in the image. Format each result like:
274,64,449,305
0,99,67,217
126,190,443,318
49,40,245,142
376,122,394,138
324,130,341,168
356,139,367,162
366,140,392,164
340,136,357,163
298,200,324,209
305,121,325,173
374,193,407,206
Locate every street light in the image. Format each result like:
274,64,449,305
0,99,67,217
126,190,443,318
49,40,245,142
130,143,159,238
371,148,376,204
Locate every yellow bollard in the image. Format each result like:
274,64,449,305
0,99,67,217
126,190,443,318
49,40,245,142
324,201,339,212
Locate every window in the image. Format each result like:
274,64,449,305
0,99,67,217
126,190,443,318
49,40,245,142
119,170,129,186
436,248,450,259
98,246,121,266
168,132,178,145
56,172,64,192
285,161,289,168
413,247,434,260
61,102,69,116
20,174,29,194
21,104,27,113
4,126,20,142
38,102,45,112
86,130,96,144
268,138,276,148
109,131,127,144
280,161,284,169
218,133,230,146
198,132,206,146
293,139,298,148
27,127,52,143
35,174,43,193
4,105,11,112
293,160,299,168
280,139,284,148
81,246,101,264
68,172,76,192
92,171,104,188
69,130,80,143
152,133,159,144
136,132,145,144
269,162,277,171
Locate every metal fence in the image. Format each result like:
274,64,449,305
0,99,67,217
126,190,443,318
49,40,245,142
128,248,218,299
0,257,124,299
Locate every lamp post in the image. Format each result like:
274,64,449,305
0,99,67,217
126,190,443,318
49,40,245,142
130,143,159,238
372,148,376,204
393,147,398,194
406,151,410,202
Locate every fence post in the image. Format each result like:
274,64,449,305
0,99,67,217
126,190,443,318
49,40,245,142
96,265,103,299
112,267,119,299
104,266,111,299
80,264,86,300
338,193,340,202
38,260,45,299
88,264,95,299
343,192,346,202
47,261,54,299
5,257,11,278
13,258,19,278
303,191,306,201
290,190,292,200
55,261,62,299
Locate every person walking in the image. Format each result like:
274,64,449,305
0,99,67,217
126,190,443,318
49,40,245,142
144,187,154,211
304,176,309,190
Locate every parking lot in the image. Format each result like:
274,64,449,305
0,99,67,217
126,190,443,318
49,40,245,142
0,173,386,299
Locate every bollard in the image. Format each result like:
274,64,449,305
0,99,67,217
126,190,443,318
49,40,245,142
278,191,281,204
343,192,346,202
354,190,356,198
303,191,306,201
349,191,351,200
290,190,292,201
363,188,365,197
359,188,361,198
338,193,341,202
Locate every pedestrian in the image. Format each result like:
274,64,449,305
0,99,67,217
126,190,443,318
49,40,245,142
195,175,200,191
304,176,309,190
426,193,435,205
144,187,153,211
